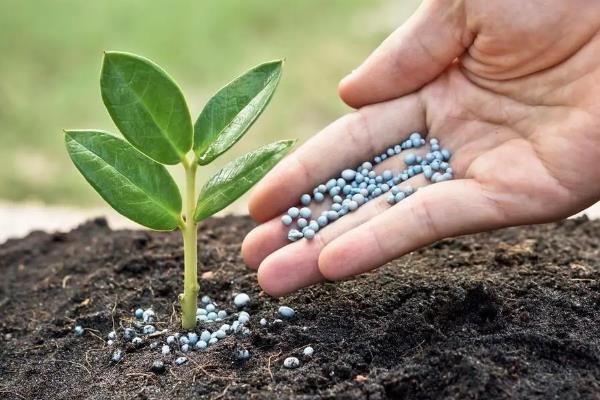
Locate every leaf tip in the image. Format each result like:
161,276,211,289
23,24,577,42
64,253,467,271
102,50,131,63
102,51,118,62
270,59,284,70
256,59,284,73
282,138,297,149
63,130,75,147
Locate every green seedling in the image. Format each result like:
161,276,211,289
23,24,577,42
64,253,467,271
65,51,294,329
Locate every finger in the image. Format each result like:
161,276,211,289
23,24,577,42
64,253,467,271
338,0,471,108
241,219,289,269
256,194,390,296
251,178,428,296
318,179,506,280
243,143,432,270
247,94,425,222
243,167,429,270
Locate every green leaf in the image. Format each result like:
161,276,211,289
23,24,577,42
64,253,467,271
194,60,283,165
65,130,182,231
101,51,193,165
194,139,295,221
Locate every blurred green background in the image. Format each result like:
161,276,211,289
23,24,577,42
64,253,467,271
0,0,419,208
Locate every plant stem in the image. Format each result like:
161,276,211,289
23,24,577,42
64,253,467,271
180,156,198,330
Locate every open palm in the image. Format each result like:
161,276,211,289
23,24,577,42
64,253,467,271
242,0,600,296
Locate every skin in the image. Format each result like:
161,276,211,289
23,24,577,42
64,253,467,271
242,0,600,296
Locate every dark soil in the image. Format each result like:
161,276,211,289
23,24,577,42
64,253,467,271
1,215,599,399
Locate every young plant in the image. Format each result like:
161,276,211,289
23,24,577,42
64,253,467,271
65,51,294,329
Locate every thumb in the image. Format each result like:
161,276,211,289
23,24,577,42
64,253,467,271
339,0,471,108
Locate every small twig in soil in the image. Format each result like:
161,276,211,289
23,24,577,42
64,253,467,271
86,329,106,344
111,296,118,332
61,275,72,288
84,350,93,371
148,329,169,338
266,351,282,380
13,343,46,355
168,368,180,381
189,358,223,379
211,383,231,400
119,316,137,330
170,302,177,325
126,372,155,380
85,348,106,370
135,383,150,396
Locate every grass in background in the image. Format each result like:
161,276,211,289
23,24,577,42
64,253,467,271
0,0,419,207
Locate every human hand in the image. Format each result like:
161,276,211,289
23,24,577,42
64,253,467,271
242,0,600,296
